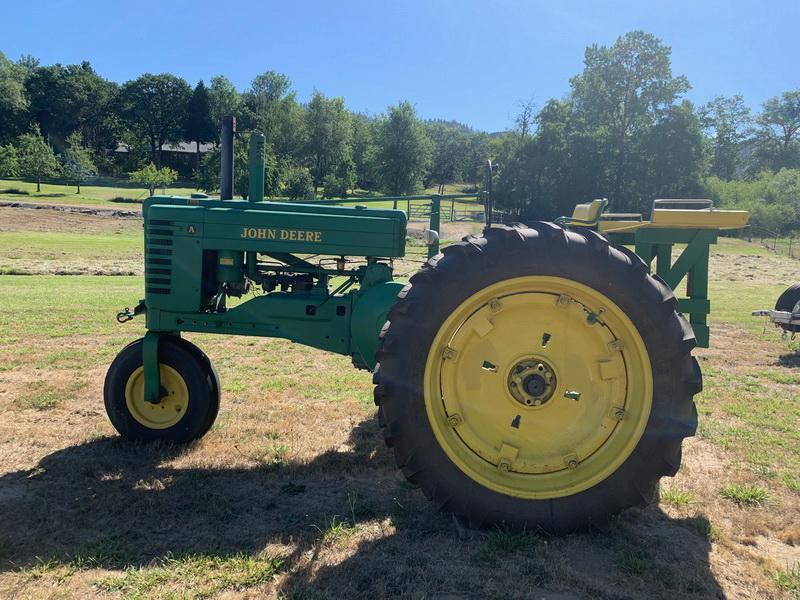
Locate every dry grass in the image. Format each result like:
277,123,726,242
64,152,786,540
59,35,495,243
0,207,799,598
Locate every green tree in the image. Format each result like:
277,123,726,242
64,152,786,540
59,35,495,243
284,166,314,200
570,30,690,208
0,52,30,144
425,120,485,185
0,144,20,177
638,100,705,200
61,131,96,193
241,71,305,160
117,73,192,166
495,31,701,218
754,90,800,171
322,171,351,198
700,95,751,180
184,80,216,171
208,75,240,128
514,98,536,139
351,114,378,191
129,163,178,196
25,61,117,151
705,168,800,233
494,34,703,218
374,101,432,194
770,168,800,229
305,91,353,192
197,137,279,198
17,124,60,191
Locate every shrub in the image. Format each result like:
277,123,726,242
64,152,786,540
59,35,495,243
284,167,314,200
322,173,349,199
0,144,20,177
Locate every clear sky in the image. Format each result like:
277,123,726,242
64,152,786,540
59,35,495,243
3,0,798,132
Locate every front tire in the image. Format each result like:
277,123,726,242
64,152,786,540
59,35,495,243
374,223,701,533
104,336,220,443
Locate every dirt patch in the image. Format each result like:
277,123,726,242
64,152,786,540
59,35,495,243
0,200,141,218
0,206,141,234
407,219,484,241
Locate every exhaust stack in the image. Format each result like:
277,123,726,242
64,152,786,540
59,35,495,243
220,115,235,200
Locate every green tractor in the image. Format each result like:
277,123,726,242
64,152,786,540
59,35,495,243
106,118,749,533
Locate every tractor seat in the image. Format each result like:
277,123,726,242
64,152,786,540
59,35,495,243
559,199,608,227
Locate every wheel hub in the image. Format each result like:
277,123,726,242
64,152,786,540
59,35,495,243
125,365,189,429
508,359,557,407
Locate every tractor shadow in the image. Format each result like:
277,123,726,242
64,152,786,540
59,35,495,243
0,418,725,599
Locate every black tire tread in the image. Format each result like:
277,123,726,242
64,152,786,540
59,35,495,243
373,223,700,533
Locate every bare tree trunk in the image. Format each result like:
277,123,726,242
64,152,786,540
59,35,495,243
36,174,41,192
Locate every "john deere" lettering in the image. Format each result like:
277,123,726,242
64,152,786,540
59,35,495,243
240,227,322,242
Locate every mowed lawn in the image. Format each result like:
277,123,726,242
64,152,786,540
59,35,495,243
0,178,197,208
0,178,485,220
0,208,799,599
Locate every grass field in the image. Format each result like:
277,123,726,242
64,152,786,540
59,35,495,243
0,178,198,208
0,178,485,221
0,206,799,599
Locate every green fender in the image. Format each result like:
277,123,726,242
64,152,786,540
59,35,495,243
351,281,405,371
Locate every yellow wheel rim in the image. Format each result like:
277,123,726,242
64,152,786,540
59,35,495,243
124,365,189,429
423,276,653,499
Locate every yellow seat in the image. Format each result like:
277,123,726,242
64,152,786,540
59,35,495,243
567,199,607,226
556,198,608,227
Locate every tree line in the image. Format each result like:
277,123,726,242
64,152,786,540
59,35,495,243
0,56,484,199
0,31,798,231
491,31,800,232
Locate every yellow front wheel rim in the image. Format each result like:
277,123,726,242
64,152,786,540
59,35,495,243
125,365,189,429
424,276,653,499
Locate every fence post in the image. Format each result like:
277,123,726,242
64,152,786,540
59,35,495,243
428,194,441,258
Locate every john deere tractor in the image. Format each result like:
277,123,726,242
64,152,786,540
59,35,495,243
106,118,749,533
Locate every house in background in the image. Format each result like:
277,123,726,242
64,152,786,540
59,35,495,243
113,142,215,177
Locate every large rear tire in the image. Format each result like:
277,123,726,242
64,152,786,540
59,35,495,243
373,223,701,533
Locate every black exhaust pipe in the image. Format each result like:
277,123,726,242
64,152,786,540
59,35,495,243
220,115,235,200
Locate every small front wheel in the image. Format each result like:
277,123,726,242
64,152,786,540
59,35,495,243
104,336,219,443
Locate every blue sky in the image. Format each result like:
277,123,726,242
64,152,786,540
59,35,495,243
3,0,798,132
